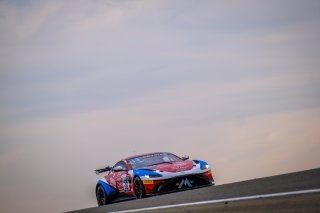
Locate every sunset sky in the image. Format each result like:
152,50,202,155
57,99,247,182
1,1,320,212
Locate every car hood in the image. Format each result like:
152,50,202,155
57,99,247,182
147,160,194,173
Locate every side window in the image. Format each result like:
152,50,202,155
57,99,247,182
113,161,128,171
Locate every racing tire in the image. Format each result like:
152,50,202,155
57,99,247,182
96,185,108,206
133,176,146,199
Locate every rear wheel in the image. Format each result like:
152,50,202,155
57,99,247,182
133,177,146,199
96,185,107,206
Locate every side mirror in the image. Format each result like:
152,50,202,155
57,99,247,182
113,165,128,172
181,155,189,161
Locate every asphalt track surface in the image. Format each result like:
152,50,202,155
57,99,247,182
67,168,320,213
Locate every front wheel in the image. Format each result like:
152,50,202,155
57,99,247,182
133,177,146,199
96,185,107,206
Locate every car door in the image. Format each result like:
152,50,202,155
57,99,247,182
113,161,131,194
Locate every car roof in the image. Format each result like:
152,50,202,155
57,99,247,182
123,152,173,161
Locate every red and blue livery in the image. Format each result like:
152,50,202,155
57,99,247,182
95,152,214,206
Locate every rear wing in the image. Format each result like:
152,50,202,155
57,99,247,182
94,166,112,175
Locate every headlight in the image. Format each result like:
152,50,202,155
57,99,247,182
200,164,209,170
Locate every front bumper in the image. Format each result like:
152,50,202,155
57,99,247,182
144,171,214,195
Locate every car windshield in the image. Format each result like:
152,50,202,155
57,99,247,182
128,153,182,170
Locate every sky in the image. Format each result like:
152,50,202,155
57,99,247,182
0,0,320,212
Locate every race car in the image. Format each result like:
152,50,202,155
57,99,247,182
94,152,214,206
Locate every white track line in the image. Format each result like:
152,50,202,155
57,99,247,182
108,188,320,213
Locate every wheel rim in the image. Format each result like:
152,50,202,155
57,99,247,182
134,179,142,198
97,187,106,205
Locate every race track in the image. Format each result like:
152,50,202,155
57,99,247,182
67,168,320,213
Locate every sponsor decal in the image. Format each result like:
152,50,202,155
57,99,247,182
121,175,130,192
143,180,154,184
109,177,116,186
175,162,186,166
176,178,193,189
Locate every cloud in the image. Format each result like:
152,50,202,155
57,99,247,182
214,107,320,183
1,0,320,212
1,92,320,211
